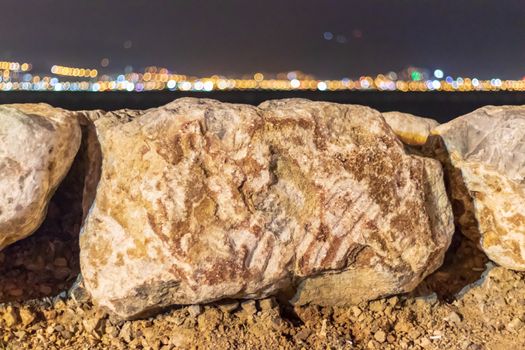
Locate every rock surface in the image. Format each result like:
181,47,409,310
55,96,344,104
431,105,525,271
382,111,439,146
80,98,454,319
0,104,81,250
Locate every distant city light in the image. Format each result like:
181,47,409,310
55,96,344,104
434,69,444,79
0,61,522,92
323,32,333,40
411,71,422,81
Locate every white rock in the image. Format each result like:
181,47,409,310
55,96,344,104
0,104,81,250
431,105,525,270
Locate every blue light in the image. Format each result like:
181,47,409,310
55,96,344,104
323,32,333,40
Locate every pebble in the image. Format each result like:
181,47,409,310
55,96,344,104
295,328,311,341
419,337,431,347
507,317,524,332
258,297,277,311
374,330,386,343
351,305,362,317
445,311,462,324
216,300,239,314
3,306,19,327
19,307,36,327
240,300,257,315
369,300,386,314
187,304,203,318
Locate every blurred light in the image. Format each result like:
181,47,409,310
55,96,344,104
167,80,177,89
203,81,214,91
317,81,327,91
432,80,441,89
287,71,297,80
254,73,264,81
290,79,300,88
411,71,422,81
101,58,110,67
323,32,333,40
336,35,347,44
434,69,444,79
387,71,398,80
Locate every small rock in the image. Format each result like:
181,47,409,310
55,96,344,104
351,306,362,317
445,311,462,324
507,317,524,332
19,308,36,327
258,297,277,311
240,300,257,315
374,330,387,343
118,322,132,343
295,328,311,341
369,300,386,314
420,337,431,347
187,305,203,318
3,306,19,327
216,300,239,314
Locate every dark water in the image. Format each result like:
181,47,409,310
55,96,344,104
2,91,525,123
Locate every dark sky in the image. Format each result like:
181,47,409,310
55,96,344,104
1,0,525,79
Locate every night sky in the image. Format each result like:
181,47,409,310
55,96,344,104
2,0,525,79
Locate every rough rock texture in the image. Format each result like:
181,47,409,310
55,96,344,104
77,109,146,218
0,104,81,250
80,98,454,319
431,106,525,271
382,111,439,146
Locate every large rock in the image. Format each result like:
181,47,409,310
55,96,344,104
382,111,439,147
431,106,525,271
0,104,81,250
80,98,453,319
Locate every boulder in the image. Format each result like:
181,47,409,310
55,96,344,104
431,106,525,271
382,111,439,146
0,104,81,250
80,98,453,319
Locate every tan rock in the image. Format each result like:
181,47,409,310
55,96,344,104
382,111,439,146
431,106,525,270
80,98,453,319
262,100,453,307
0,103,81,250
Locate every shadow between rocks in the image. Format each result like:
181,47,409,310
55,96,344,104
413,135,489,302
0,121,94,303
412,229,489,302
